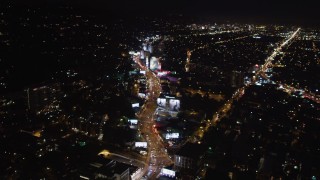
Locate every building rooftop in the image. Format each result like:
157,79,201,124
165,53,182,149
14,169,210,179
175,142,206,159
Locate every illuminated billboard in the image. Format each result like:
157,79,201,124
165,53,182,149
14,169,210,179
128,119,138,125
161,168,176,177
157,98,166,107
140,70,146,75
129,51,140,56
165,133,179,139
135,142,147,148
169,99,180,111
132,103,139,108
138,93,146,99
150,57,161,71
157,71,171,77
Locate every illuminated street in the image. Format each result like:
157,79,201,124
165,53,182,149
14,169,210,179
1,2,319,178
190,28,302,143
133,53,173,179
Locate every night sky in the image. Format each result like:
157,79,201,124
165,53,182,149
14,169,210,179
73,0,319,24
12,0,320,25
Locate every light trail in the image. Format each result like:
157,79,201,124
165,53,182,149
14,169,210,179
189,28,301,143
257,29,319,104
132,44,172,179
191,35,250,53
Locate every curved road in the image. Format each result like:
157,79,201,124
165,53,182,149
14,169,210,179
133,55,173,179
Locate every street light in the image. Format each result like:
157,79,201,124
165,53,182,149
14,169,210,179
98,149,110,157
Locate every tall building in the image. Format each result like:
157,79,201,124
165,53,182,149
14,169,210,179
174,142,205,170
147,44,153,53
79,157,132,180
98,114,109,141
230,70,244,88
185,50,191,72
26,83,62,114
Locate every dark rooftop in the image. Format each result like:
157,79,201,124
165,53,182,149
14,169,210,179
175,142,206,159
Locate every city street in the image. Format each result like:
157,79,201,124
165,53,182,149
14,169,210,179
135,70,173,179
190,28,301,143
132,53,172,179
